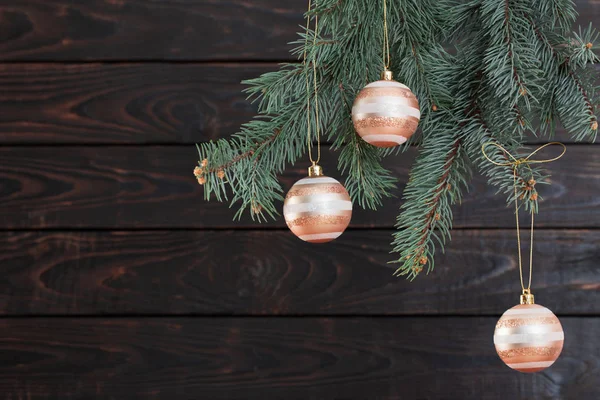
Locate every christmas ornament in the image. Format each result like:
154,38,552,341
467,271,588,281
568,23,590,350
284,164,352,243
283,0,352,243
352,72,421,148
494,301,564,373
483,142,567,374
351,0,420,148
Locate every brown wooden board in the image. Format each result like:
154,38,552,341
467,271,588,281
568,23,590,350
0,0,302,61
0,63,595,144
0,317,597,399
0,145,598,229
0,1,597,61
0,63,277,144
0,229,598,316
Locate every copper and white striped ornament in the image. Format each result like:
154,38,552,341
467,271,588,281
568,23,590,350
283,164,352,243
352,70,420,148
494,293,564,373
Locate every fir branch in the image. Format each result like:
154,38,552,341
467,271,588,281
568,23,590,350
202,129,282,174
335,82,397,209
194,0,599,279
569,69,596,117
391,110,469,279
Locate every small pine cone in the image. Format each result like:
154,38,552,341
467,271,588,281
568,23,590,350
419,256,428,265
434,213,441,221
519,88,527,96
193,167,203,176
197,177,206,185
528,179,536,186
524,185,532,191
586,42,593,49
251,204,262,214
446,183,452,191
592,121,598,131
531,192,538,201
413,266,424,274
432,104,438,111
217,169,225,179
201,158,208,167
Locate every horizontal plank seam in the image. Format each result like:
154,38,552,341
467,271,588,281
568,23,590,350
0,313,597,319
0,142,596,147
0,59,300,65
1,226,599,232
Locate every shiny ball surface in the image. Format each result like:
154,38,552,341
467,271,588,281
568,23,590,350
351,79,420,148
494,304,564,373
283,176,352,243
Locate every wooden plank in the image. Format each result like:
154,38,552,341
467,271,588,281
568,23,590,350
0,145,598,229
0,63,594,144
0,1,597,61
0,0,301,61
0,230,598,315
0,63,275,144
0,317,597,399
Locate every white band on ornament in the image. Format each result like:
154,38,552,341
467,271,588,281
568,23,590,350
361,135,408,145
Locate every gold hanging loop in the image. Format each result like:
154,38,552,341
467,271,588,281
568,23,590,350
481,142,566,301
382,0,391,72
303,0,321,166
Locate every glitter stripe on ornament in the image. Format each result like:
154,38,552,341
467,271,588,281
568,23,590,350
495,316,562,330
496,344,563,358
286,214,351,228
285,186,350,200
285,211,352,226
353,116,420,130
496,343,564,357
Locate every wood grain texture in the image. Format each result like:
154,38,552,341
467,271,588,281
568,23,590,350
0,317,598,399
0,1,598,399
0,0,302,61
0,0,597,61
0,63,276,144
0,229,598,316
0,63,595,144
0,145,598,229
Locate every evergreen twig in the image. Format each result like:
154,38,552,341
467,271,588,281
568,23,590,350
195,0,598,277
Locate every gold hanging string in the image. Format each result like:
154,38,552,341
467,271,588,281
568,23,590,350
303,0,321,165
481,142,566,293
382,0,390,71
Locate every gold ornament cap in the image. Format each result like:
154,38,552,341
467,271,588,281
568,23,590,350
520,289,535,305
308,163,323,177
381,69,393,81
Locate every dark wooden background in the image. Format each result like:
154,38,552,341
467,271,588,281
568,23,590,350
0,1,599,399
